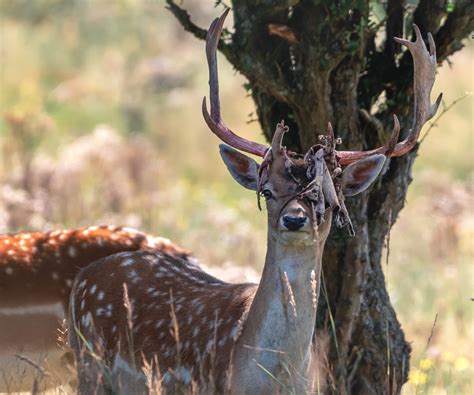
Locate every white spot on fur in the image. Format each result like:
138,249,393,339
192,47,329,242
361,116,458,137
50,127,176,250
105,304,113,317
68,246,77,258
121,259,134,267
82,312,93,327
122,227,138,234
230,324,241,340
174,367,192,385
218,335,228,347
111,355,138,378
205,339,215,353
183,340,190,351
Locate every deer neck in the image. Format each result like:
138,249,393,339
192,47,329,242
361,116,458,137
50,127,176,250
231,228,325,390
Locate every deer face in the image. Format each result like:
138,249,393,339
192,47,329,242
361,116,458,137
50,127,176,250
219,123,386,247
259,162,319,246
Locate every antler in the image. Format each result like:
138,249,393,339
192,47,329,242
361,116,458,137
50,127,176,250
336,25,442,165
202,9,269,157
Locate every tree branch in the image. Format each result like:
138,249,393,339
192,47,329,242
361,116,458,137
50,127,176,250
165,0,207,41
226,52,294,104
434,0,474,62
420,92,472,144
384,0,404,58
414,0,448,34
166,1,294,105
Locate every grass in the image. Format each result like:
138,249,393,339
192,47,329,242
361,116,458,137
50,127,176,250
0,1,472,393
386,177,473,394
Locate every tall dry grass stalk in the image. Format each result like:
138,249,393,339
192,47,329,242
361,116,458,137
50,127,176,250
122,282,135,369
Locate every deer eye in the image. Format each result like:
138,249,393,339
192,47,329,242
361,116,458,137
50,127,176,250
261,189,274,200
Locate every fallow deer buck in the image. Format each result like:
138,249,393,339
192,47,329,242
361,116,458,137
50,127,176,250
0,226,191,391
69,10,441,394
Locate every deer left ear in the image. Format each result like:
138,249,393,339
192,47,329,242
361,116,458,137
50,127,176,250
219,144,260,191
341,154,386,196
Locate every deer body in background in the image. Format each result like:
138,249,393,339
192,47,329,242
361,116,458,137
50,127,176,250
0,225,192,310
0,226,191,392
69,10,440,394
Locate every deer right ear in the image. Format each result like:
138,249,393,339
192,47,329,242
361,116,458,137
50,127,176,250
341,154,386,196
219,144,259,191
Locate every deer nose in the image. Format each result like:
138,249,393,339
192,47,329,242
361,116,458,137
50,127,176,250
282,216,307,231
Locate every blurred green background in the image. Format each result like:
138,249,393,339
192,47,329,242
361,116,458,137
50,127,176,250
0,1,472,393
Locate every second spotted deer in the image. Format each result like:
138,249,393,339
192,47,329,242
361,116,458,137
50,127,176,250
0,226,191,392
69,10,441,394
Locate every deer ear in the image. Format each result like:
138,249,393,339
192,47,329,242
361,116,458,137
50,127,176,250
219,144,259,191
341,154,386,196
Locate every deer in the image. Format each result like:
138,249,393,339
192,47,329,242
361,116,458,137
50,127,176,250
0,225,192,392
0,225,191,311
69,10,441,394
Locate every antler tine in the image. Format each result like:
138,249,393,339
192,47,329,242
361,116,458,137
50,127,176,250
327,122,335,140
202,9,269,158
271,120,289,154
337,24,442,165
385,114,400,155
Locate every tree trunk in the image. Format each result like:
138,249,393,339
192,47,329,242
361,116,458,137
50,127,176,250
167,1,473,393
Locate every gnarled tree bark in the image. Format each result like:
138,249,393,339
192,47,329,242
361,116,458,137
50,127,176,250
167,1,473,393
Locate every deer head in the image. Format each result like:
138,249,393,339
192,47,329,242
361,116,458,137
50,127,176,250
203,10,441,243
204,10,392,251
220,125,385,248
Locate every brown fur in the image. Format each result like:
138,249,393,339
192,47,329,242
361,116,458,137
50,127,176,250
70,251,257,392
0,225,191,309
